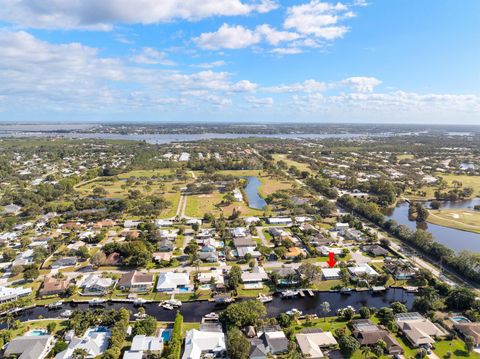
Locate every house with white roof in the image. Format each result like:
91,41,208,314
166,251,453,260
81,274,115,295
267,217,292,225
348,264,378,277
197,268,224,286
321,268,342,280
123,334,164,358
295,330,338,358
182,328,226,359
0,286,32,303
55,327,111,359
156,272,191,292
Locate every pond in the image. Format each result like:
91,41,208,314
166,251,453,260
385,200,480,253
243,176,267,210
2,289,414,326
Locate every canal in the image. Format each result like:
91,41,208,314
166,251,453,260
5,289,414,324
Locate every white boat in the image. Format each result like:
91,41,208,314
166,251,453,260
165,299,182,307
286,308,303,316
60,310,72,318
161,303,174,310
281,290,299,298
134,312,147,319
88,298,106,306
204,312,220,320
257,294,273,303
133,298,147,306
47,301,63,309
337,305,356,314
340,287,353,295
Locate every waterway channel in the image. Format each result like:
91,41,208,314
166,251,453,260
4,289,414,325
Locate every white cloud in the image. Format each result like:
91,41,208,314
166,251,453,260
284,0,353,40
194,60,227,69
246,96,274,106
341,76,382,93
271,47,303,55
0,0,277,30
263,79,329,93
195,24,262,49
256,24,300,46
131,47,175,65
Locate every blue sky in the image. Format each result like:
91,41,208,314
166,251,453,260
0,0,479,124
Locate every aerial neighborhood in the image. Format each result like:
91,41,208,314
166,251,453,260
0,127,480,359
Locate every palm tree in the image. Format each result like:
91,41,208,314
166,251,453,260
320,301,330,322
72,348,88,359
361,345,372,359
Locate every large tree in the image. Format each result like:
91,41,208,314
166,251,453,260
227,327,250,359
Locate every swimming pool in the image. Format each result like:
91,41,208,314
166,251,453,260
160,329,172,342
177,286,190,292
450,316,471,323
91,326,109,333
26,329,48,336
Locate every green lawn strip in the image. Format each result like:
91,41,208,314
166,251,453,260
434,339,480,359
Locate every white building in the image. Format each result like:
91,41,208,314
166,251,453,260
348,264,379,277
156,272,190,292
0,286,32,303
123,334,164,358
182,329,226,359
55,327,111,359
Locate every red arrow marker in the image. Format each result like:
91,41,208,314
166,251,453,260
327,252,337,268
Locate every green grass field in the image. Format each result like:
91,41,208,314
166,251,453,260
272,154,314,174
428,209,480,234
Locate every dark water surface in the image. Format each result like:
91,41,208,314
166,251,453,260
4,289,413,325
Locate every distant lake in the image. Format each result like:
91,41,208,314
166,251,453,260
385,200,480,253
243,176,267,209
0,131,385,144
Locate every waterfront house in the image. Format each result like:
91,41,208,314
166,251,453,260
241,266,269,285
351,319,403,354
321,268,342,280
257,325,289,355
0,285,32,303
182,328,226,359
55,327,111,359
118,271,154,292
39,276,70,297
82,274,114,295
123,334,164,358
272,267,300,286
4,335,55,359
395,312,447,347
295,329,338,358
348,264,379,278
156,272,190,292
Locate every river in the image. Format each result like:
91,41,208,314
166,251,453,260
385,200,480,253
0,131,383,144
3,289,413,325
243,176,267,210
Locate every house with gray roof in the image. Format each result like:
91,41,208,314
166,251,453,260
4,335,54,359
